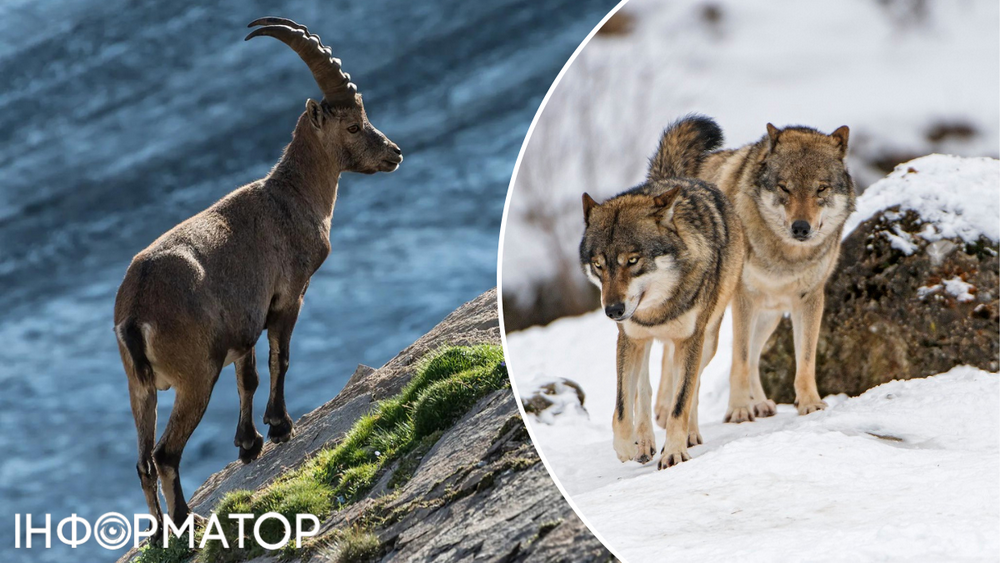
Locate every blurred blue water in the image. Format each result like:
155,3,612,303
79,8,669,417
0,1,616,560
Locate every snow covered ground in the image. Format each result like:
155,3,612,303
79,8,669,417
503,156,1000,561
508,311,999,561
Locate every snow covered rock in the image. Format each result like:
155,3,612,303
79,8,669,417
760,155,999,402
521,377,589,424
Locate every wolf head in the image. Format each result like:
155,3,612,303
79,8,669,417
753,124,855,244
579,188,690,322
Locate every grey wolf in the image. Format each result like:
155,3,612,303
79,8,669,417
579,115,744,469
698,123,854,422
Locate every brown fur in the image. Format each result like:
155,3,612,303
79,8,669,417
698,123,855,421
114,32,401,525
580,116,744,469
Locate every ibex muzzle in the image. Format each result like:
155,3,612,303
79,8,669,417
114,17,400,528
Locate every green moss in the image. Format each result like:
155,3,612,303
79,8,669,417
324,525,380,563
136,540,197,563
135,520,208,563
412,362,509,437
191,345,505,563
387,430,443,491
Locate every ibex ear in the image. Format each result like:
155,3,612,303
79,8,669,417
582,193,599,226
830,125,850,158
651,187,681,227
305,99,326,129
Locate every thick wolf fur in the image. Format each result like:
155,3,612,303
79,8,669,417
579,116,744,469
698,123,855,421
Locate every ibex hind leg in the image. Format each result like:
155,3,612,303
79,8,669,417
152,369,219,524
234,348,264,463
128,376,162,530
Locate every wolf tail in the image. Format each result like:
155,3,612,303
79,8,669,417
647,114,723,182
118,318,154,387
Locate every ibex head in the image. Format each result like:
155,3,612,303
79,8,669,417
247,17,402,174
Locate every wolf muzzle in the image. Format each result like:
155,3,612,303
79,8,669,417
791,220,812,241
605,303,627,321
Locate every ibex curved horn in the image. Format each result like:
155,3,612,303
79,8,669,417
246,17,357,105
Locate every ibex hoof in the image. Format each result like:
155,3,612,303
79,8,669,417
239,433,264,464
267,416,294,444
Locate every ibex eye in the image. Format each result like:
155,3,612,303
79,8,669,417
347,125,360,134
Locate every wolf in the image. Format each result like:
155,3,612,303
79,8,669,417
697,123,855,422
579,115,744,469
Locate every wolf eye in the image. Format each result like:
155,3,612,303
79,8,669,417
592,261,602,270
627,256,639,265
347,125,360,134
778,183,790,194
817,185,829,194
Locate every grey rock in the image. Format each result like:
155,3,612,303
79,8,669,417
115,289,611,562
760,209,999,402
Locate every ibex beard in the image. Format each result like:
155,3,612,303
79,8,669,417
113,17,402,529
579,116,744,469
697,123,855,422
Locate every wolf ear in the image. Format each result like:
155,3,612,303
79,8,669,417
582,193,599,225
831,125,850,158
306,99,326,129
651,187,681,227
765,123,782,152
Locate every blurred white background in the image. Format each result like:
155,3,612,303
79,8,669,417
501,0,999,330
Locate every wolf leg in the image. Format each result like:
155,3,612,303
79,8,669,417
612,327,649,462
792,289,827,415
748,310,781,417
633,340,656,464
687,317,720,445
659,332,704,469
654,340,675,429
725,287,757,423
687,377,702,447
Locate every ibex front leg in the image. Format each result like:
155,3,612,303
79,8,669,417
264,303,300,443
234,349,264,463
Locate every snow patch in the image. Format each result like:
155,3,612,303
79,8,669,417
844,154,1000,243
943,276,976,303
882,224,917,255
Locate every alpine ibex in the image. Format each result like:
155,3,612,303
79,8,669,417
114,17,402,526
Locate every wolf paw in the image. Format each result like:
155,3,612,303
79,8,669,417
724,405,755,423
687,431,703,447
753,399,778,418
795,398,827,415
657,446,690,470
654,403,671,429
613,434,639,462
634,427,657,464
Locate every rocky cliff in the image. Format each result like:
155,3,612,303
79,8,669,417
116,289,611,563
